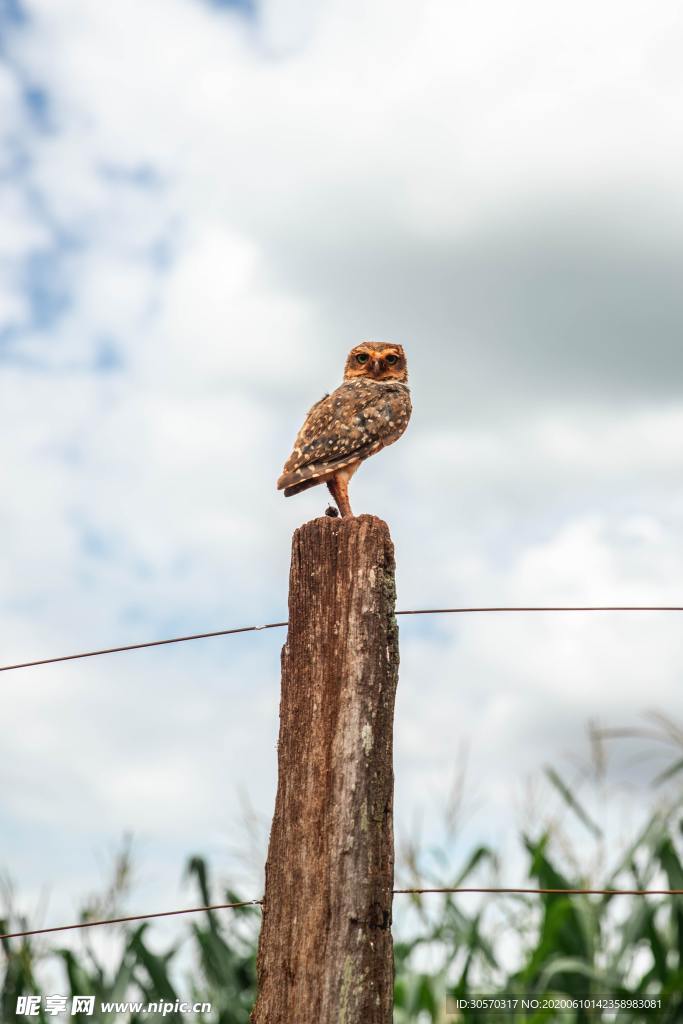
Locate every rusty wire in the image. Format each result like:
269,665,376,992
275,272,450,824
3,886,683,942
3,609,681,940
2,607,682,674
394,887,683,896
0,901,263,941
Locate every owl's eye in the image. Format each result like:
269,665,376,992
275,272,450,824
356,352,370,364
385,354,398,365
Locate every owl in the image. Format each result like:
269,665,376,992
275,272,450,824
277,342,412,518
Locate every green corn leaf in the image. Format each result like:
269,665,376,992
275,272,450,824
653,756,683,787
544,767,602,838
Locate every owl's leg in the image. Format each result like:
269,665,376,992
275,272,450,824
327,477,352,518
327,464,359,518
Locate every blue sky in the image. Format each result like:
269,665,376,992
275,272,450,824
2,0,683,953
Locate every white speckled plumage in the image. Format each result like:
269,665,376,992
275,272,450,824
277,342,412,517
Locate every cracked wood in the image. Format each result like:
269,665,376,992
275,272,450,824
252,514,399,1023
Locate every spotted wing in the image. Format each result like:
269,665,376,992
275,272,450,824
277,381,411,495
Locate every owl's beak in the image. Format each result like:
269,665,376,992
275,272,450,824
371,358,383,376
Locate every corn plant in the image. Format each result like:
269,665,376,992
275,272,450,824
2,758,682,1022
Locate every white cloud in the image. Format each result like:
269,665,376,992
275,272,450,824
1,0,683,933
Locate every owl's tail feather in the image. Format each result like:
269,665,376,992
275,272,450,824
283,476,327,497
278,457,361,496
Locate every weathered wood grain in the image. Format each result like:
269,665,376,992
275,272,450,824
252,514,399,1024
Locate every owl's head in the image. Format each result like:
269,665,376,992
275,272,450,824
343,342,408,383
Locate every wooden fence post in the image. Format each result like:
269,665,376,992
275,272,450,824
252,514,399,1024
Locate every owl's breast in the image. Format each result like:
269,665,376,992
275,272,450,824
342,380,411,453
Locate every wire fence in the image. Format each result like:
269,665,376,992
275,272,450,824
3,605,683,946
2,606,682,673
3,886,683,942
